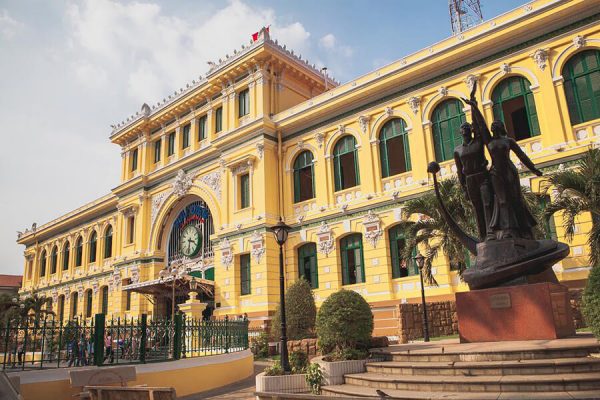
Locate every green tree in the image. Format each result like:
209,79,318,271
271,278,317,341
582,264,600,338
544,148,600,266
22,292,54,322
315,290,373,357
398,176,477,284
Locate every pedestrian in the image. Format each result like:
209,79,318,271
77,334,87,366
16,342,24,366
67,337,79,367
104,333,113,363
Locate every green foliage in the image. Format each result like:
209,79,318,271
316,290,373,357
399,176,477,284
250,332,270,359
582,265,600,338
289,349,308,373
325,348,369,362
264,360,284,376
305,363,323,394
544,148,600,266
270,278,317,341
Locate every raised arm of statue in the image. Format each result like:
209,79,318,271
509,138,543,176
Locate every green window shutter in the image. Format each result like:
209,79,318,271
333,154,342,191
333,135,359,191
215,107,223,132
104,227,113,258
340,234,365,285
199,116,207,140
86,290,93,318
182,124,190,148
341,239,349,285
379,138,389,178
524,91,541,136
432,99,465,162
131,149,138,171
240,254,251,295
102,287,108,314
154,139,161,163
298,243,318,288
240,174,250,208
89,232,97,263
293,151,315,203
492,76,540,139
238,89,249,117
63,243,70,270
168,133,175,156
40,252,46,276
76,238,82,266
563,50,600,125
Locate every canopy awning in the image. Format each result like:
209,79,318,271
122,275,214,297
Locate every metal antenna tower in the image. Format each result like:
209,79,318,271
449,0,483,34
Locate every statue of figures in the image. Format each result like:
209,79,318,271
453,120,494,241
427,80,569,290
462,97,543,240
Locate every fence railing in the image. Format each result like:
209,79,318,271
0,313,249,371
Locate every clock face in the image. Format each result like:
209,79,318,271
180,225,201,257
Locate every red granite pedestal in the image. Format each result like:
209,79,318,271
456,282,575,343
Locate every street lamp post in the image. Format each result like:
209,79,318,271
270,217,291,374
414,252,430,342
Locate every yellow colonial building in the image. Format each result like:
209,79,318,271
17,0,600,335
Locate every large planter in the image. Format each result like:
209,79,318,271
314,356,381,385
255,372,310,393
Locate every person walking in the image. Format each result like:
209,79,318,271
104,333,113,364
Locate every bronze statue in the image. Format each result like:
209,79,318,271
463,96,542,241
427,82,569,289
453,121,493,241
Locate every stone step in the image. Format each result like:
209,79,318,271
321,384,600,399
343,371,600,392
365,357,600,376
374,345,599,363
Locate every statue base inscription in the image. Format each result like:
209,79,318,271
456,282,575,343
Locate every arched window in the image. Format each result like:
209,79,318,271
293,151,315,203
379,118,411,177
563,49,600,125
298,243,318,288
492,76,540,140
62,242,70,271
104,226,113,259
58,295,65,321
50,246,58,274
89,231,97,263
389,226,418,279
71,291,78,319
75,236,83,267
431,98,466,162
340,234,365,285
101,286,108,315
85,289,93,318
40,250,47,277
333,136,360,191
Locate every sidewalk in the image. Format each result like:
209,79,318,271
179,361,269,400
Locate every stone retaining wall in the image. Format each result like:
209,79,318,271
570,289,586,329
398,301,457,343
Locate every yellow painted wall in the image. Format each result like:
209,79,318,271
17,351,253,400
16,0,600,332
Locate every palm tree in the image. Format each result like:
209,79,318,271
22,292,54,322
400,177,552,284
399,176,477,284
544,147,600,267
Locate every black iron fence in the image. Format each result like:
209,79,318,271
0,314,249,371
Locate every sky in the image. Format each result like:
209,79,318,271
0,0,530,275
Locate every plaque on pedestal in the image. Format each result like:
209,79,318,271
456,282,575,343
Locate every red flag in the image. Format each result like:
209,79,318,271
252,26,270,42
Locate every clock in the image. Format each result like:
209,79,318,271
180,225,202,257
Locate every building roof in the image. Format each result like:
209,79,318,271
0,275,22,289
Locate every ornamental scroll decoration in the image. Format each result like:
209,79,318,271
51,290,58,304
250,231,265,264
316,221,334,256
172,169,194,198
198,170,222,201
363,210,383,248
220,238,233,270
130,264,140,284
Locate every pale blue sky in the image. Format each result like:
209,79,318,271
0,0,529,274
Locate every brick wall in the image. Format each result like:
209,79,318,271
570,289,587,329
397,301,458,343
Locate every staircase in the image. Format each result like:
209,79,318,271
322,336,600,399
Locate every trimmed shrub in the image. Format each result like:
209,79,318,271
271,278,317,341
264,361,284,376
316,290,373,357
250,332,270,359
289,349,308,373
582,265,600,338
